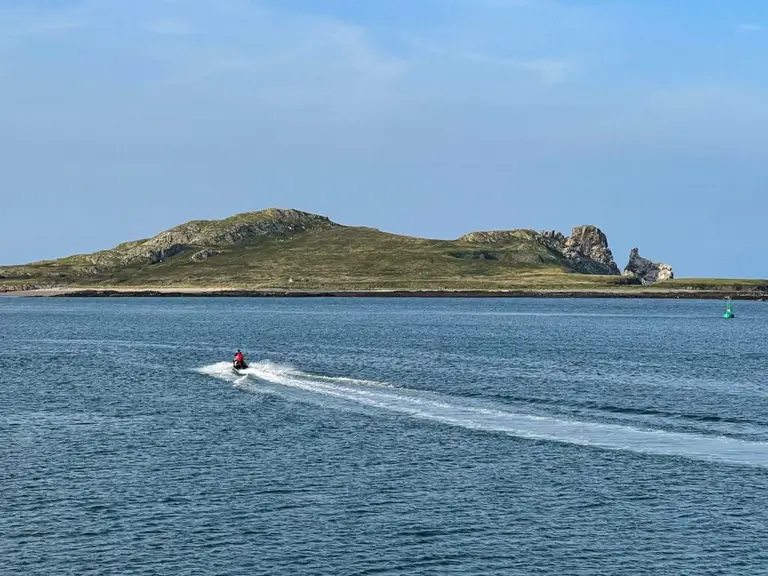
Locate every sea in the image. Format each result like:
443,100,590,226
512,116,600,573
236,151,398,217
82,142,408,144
2,296,768,575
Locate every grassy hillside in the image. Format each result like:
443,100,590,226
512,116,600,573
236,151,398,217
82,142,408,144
1,209,764,293
0,222,629,291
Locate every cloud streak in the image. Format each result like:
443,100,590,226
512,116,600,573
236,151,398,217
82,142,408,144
0,9,88,39
141,18,196,36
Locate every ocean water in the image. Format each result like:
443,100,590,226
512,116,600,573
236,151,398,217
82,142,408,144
2,297,768,575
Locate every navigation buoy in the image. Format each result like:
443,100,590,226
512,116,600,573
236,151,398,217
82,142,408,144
723,298,734,319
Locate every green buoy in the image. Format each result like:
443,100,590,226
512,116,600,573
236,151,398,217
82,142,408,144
723,298,734,319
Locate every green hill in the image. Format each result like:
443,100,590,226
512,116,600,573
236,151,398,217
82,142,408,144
1,208,637,291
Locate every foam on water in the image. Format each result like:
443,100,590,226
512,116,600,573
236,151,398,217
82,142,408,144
197,361,768,468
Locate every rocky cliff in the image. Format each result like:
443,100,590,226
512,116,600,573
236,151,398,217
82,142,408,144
623,248,674,285
562,225,620,276
460,225,620,276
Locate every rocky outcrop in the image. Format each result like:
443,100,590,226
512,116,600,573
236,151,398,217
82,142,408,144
562,225,620,276
460,225,620,276
623,248,674,285
190,249,220,262
537,230,567,253
0,283,62,293
458,230,537,244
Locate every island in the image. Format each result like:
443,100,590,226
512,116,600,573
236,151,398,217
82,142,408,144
1,208,765,299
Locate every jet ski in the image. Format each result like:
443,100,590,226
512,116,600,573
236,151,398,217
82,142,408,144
233,359,248,372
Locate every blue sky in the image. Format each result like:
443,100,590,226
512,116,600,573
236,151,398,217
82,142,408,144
1,0,767,277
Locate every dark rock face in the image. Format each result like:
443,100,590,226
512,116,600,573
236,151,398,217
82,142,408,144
561,225,620,276
458,231,529,243
538,230,567,252
448,251,503,261
190,249,220,262
623,248,674,285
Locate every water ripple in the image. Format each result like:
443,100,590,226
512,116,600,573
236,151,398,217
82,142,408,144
3,297,768,575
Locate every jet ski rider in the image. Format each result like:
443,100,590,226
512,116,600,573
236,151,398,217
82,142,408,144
234,350,246,368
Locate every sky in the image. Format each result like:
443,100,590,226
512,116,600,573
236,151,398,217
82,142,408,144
1,0,767,277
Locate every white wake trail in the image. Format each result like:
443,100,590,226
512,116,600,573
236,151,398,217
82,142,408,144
196,361,768,468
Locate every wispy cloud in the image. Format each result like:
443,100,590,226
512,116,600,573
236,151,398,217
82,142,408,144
22,17,88,35
0,14,88,39
141,18,196,36
736,23,762,32
516,58,574,84
459,52,575,85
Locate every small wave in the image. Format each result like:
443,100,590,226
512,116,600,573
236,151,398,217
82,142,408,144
289,371,397,389
195,361,285,397
196,361,768,468
500,394,768,430
196,361,395,389
195,361,241,382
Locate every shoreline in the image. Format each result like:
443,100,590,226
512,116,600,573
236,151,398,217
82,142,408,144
2,287,767,300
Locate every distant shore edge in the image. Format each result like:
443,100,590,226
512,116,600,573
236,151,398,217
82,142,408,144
2,287,767,300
